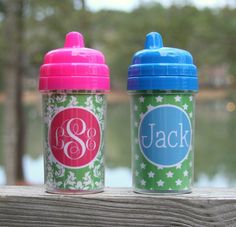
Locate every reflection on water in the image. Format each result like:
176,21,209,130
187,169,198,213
0,155,235,187
195,92,236,186
0,90,236,187
0,155,133,187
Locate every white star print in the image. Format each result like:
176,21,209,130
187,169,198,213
166,171,174,178
134,105,138,111
175,95,181,102
147,104,154,110
148,171,155,178
139,96,145,103
135,154,139,160
140,163,146,169
183,170,189,177
135,138,138,144
183,104,188,110
189,96,193,102
176,163,182,169
157,180,164,187
189,161,192,167
140,179,146,186
135,121,138,127
156,96,163,102
189,112,193,118
157,166,163,170
176,179,182,186
135,171,139,176
140,112,144,119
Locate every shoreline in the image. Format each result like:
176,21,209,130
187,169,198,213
0,88,233,104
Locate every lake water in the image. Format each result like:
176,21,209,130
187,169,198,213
0,155,234,187
1,90,236,187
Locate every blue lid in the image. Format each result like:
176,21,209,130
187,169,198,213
127,32,198,91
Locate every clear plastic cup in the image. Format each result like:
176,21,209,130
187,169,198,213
39,32,110,194
127,32,198,194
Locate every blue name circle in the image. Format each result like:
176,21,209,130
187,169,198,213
139,105,191,167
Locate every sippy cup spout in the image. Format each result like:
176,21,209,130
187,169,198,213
64,31,85,48
145,32,163,49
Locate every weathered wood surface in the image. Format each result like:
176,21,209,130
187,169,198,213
0,186,236,227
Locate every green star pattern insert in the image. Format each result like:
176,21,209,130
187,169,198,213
131,93,195,193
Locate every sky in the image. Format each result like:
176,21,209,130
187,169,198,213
86,0,236,11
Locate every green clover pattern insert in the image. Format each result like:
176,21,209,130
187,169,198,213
43,94,106,192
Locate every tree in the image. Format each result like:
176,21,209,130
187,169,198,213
3,0,25,184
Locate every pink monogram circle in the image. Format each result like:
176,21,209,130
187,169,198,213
49,107,101,168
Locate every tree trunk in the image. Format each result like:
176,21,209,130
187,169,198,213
80,0,86,10
79,0,92,47
3,0,25,184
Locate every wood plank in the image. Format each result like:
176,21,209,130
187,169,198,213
0,186,235,226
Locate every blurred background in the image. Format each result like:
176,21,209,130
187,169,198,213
0,0,236,187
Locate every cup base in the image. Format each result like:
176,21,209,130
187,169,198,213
133,188,192,195
45,187,104,195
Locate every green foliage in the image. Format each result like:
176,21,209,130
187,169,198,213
0,0,236,181
0,0,236,90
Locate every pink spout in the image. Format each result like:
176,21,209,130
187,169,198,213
64,32,84,48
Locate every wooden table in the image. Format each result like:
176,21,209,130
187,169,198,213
0,186,235,226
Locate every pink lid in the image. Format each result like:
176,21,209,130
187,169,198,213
39,32,110,92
